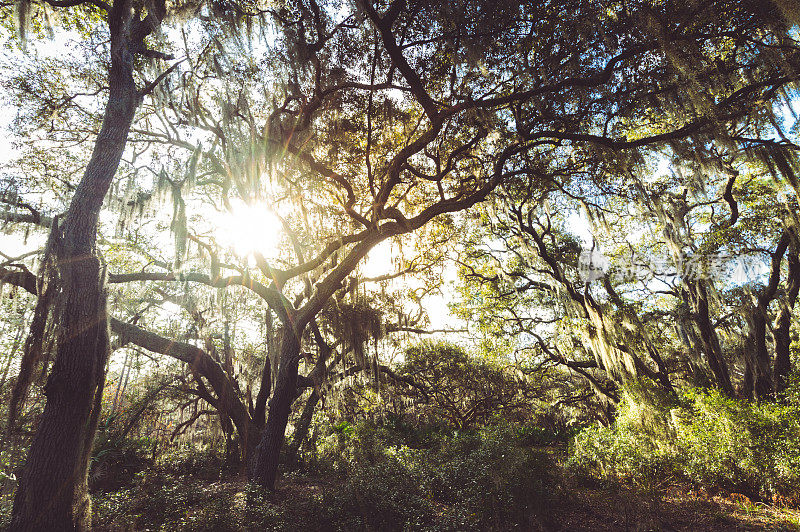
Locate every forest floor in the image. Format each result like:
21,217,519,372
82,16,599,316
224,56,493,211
546,481,800,531
89,468,800,531
274,473,800,531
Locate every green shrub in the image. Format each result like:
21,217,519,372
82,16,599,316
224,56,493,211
676,388,800,499
298,419,555,531
94,471,285,531
515,422,579,446
568,383,800,502
90,433,153,491
568,395,676,501
156,446,231,480
427,426,553,528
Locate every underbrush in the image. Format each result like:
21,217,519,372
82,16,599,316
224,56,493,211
90,432,154,491
93,420,558,531
291,420,557,531
93,470,285,531
568,383,800,505
93,446,272,531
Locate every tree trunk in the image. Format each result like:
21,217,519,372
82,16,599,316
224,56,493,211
687,282,734,396
10,4,139,528
248,326,303,489
749,307,774,399
253,311,275,428
774,252,800,393
285,390,321,467
749,230,792,399
10,255,116,531
774,310,792,394
248,233,386,489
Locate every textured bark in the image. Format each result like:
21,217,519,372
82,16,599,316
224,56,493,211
253,358,271,428
284,321,332,467
749,307,774,399
774,251,800,393
248,326,302,488
253,311,275,428
285,390,321,467
9,2,150,528
10,253,113,531
687,282,734,397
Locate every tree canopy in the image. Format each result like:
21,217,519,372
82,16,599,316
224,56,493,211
1,0,800,529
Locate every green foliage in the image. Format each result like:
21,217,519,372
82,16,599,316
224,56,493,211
568,385,679,500
91,419,556,531
569,383,800,502
89,432,152,491
515,422,580,446
398,341,533,427
294,419,556,531
156,446,233,480
676,388,800,499
424,426,554,528
332,420,354,436
89,378,173,490
3,0,800,527
93,470,285,532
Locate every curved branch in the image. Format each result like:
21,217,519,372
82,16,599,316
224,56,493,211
109,317,258,454
108,270,294,323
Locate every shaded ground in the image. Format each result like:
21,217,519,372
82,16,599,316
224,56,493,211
91,471,800,531
549,482,800,531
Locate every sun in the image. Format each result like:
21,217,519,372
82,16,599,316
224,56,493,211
214,199,282,258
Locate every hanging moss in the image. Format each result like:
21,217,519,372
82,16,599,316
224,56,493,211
320,299,384,370
7,217,64,429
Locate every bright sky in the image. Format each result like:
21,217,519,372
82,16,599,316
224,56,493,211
360,240,459,331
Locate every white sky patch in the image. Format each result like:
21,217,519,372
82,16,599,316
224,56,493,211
0,231,45,260
158,300,183,317
360,240,397,278
776,96,800,134
360,239,461,332
424,292,449,329
655,155,671,177
424,262,460,330
565,211,593,246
